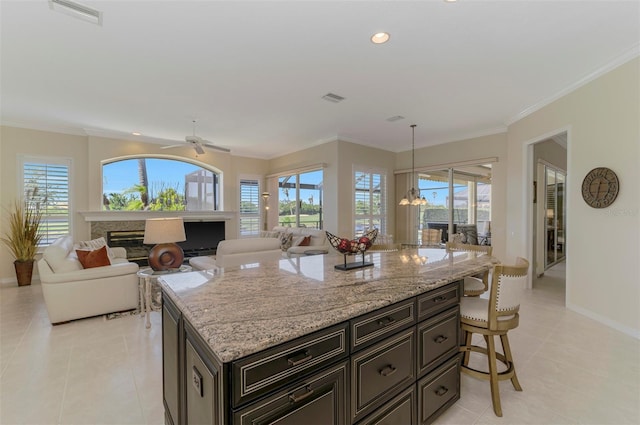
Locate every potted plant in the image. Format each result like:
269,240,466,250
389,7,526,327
1,189,44,286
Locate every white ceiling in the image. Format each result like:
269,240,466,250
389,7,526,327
1,1,639,158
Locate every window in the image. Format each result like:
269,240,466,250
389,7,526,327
102,157,221,211
278,169,323,229
20,156,71,246
239,179,260,237
354,168,387,236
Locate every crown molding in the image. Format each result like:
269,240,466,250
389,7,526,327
505,43,640,126
0,120,88,136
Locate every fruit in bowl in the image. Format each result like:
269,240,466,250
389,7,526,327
326,229,379,254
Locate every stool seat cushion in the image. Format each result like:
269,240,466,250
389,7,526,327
460,297,515,324
463,276,485,293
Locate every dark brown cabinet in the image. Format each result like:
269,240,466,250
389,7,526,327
351,329,415,422
233,361,348,425
162,280,462,425
357,386,417,425
186,338,219,425
162,297,181,425
417,355,461,424
231,323,348,407
417,308,459,377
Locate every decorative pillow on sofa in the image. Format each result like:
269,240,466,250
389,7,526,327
76,246,112,269
292,235,311,247
76,237,115,261
280,233,293,251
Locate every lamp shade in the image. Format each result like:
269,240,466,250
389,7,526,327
143,217,186,244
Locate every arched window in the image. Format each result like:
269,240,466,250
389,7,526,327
102,157,221,211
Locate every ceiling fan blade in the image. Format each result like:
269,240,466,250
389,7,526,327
201,141,231,153
161,144,185,150
194,144,206,155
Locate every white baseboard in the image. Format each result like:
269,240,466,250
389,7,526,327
567,302,640,340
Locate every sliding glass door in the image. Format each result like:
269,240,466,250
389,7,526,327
416,164,492,245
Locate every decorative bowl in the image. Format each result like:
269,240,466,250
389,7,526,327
326,228,379,255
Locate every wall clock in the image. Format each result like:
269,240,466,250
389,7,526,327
581,167,619,208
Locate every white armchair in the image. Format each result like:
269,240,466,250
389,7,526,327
37,236,139,324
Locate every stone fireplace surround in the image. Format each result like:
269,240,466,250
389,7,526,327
80,211,236,265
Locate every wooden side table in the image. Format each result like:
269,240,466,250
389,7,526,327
137,265,192,328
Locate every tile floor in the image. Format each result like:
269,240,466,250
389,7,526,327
1,261,638,424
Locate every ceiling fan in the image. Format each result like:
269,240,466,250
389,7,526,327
162,121,230,154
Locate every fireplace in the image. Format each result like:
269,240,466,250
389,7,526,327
105,221,226,266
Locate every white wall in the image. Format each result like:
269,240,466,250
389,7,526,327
507,57,640,338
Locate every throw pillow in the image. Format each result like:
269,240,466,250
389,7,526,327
280,233,293,251
76,246,111,269
76,237,116,261
298,236,311,247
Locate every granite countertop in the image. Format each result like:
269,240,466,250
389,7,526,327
158,248,496,363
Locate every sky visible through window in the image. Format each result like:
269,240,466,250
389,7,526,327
103,159,202,194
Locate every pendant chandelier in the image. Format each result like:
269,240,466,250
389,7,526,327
399,124,427,206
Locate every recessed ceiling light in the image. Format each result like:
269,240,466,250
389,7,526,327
371,32,390,44
132,132,141,136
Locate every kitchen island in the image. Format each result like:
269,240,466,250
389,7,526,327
159,248,495,425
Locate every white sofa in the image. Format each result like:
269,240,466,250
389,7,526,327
37,236,140,324
272,226,331,256
189,237,282,270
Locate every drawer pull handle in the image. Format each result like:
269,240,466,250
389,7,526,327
289,387,314,403
435,386,449,396
377,316,396,327
434,335,448,344
287,351,313,367
433,296,447,303
379,365,397,377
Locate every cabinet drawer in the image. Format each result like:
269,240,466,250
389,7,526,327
233,360,348,425
351,328,415,422
417,354,461,425
356,385,416,425
417,307,459,377
351,298,415,351
417,281,460,320
232,323,348,407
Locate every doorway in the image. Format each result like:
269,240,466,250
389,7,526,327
531,133,567,284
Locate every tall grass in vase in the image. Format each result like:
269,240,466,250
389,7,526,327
1,190,44,286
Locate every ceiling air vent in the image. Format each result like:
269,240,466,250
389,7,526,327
49,0,103,25
322,93,346,103
386,115,405,122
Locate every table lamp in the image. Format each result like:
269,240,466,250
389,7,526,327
143,217,186,271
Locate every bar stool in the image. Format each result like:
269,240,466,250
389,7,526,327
459,257,529,417
445,242,494,296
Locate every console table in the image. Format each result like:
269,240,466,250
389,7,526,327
158,250,496,424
